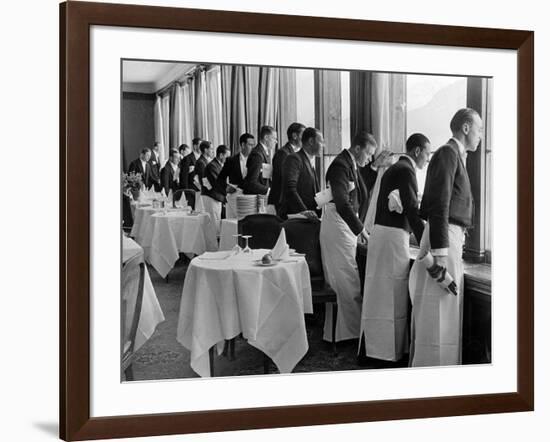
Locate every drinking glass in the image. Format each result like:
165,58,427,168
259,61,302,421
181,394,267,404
242,235,252,254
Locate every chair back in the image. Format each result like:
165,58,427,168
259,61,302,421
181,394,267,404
183,189,196,210
282,218,323,278
238,214,283,249
122,193,134,232
121,253,145,377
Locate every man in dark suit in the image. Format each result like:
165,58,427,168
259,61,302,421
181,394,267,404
203,145,231,232
268,122,305,213
409,108,482,367
279,127,322,219
242,125,277,195
148,142,162,191
218,133,255,189
176,143,191,189
180,137,202,190
194,140,213,189
319,131,377,343
160,149,181,195
128,148,152,189
359,133,431,364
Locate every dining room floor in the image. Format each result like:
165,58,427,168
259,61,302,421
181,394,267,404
129,257,409,382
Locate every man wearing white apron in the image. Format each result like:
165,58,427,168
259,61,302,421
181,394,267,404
359,133,431,362
409,108,482,367
320,131,377,342
203,145,230,235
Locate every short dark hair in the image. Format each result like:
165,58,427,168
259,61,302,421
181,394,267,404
199,140,212,154
301,127,320,145
216,145,230,156
140,148,151,155
192,137,202,146
351,131,377,149
287,122,306,141
178,144,189,153
168,149,179,158
239,132,254,146
406,133,430,153
450,108,480,133
259,125,276,141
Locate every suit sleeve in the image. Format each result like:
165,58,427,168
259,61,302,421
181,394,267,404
327,164,363,235
426,147,458,253
243,152,269,194
282,155,307,213
399,168,424,244
179,158,189,189
160,167,169,193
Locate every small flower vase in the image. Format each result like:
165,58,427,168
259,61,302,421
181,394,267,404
131,189,140,201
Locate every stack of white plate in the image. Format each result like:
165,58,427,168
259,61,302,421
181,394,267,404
236,194,258,220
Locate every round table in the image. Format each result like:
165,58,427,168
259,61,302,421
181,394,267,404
176,248,313,377
122,235,165,351
145,209,218,278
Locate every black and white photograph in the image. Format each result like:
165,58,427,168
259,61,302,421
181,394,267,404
121,59,492,381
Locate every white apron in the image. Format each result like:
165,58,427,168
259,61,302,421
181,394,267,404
408,222,465,367
320,203,362,342
202,194,222,235
226,192,238,219
359,224,410,361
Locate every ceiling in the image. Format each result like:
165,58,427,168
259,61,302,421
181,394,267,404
122,60,196,94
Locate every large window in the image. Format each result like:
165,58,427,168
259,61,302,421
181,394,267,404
406,75,468,195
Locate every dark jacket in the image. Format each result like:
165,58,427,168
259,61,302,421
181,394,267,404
243,144,270,195
180,152,199,190
194,155,209,191
128,158,152,189
268,142,294,207
160,162,180,194
218,153,245,188
374,156,424,243
203,158,226,203
148,150,161,188
280,148,320,218
420,139,474,250
325,149,368,235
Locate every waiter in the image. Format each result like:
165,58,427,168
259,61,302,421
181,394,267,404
279,127,322,219
409,108,481,367
320,131,377,343
268,122,305,214
242,125,277,195
180,137,202,190
128,148,152,189
203,145,230,233
148,142,162,191
359,133,431,363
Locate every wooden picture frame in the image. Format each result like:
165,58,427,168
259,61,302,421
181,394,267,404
60,1,534,440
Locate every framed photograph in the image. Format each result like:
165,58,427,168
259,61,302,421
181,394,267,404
60,1,533,440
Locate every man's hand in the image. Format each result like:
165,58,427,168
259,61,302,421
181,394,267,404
359,228,370,244
227,185,237,194
434,255,448,269
300,210,319,221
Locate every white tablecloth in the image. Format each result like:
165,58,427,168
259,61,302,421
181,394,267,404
218,218,238,251
176,249,313,377
146,210,218,278
122,236,165,351
130,205,160,248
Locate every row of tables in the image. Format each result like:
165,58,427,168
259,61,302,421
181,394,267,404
125,195,313,377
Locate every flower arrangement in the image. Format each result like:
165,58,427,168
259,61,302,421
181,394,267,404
122,172,143,198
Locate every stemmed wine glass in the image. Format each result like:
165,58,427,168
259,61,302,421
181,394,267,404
232,234,242,254
242,235,252,254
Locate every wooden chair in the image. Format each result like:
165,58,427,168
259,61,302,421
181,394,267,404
121,253,145,381
238,214,283,249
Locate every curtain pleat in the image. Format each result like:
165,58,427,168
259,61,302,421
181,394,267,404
181,82,193,147
277,68,297,146
221,65,232,149
244,66,260,138
161,94,170,162
153,95,166,166
206,66,224,148
170,83,184,149
193,69,208,140
230,66,247,154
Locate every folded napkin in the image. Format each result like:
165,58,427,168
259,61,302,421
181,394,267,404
272,228,290,260
167,189,174,203
195,194,205,213
138,190,146,202
175,190,187,208
160,188,167,198
314,187,333,208
198,251,232,260
388,189,403,214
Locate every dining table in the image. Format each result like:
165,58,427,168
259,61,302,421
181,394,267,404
176,248,313,377
122,235,165,351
